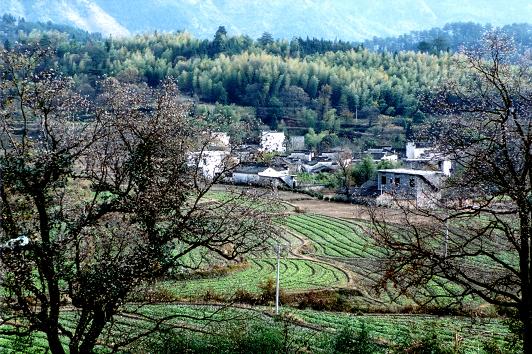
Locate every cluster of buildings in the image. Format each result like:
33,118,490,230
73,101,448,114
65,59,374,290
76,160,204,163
374,142,452,207
190,130,452,206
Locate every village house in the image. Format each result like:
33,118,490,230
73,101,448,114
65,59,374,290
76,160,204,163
210,132,231,148
376,168,445,207
187,149,231,180
319,149,353,165
233,144,260,163
357,146,398,161
260,131,286,153
404,142,452,176
287,150,314,162
302,157,337,173
186,132,233,180
288,135,306,151
405,141,432,159
231,163,296,188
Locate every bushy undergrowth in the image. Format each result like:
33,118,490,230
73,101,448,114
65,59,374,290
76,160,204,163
333,324,384,353
135,320,497,354
134,319,311,353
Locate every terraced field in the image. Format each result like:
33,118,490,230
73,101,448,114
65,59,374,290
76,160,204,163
0,305,511,353
281,214,485,309
282,214,384,258
0,192,517,353
160,258,348,298
288,309,510,352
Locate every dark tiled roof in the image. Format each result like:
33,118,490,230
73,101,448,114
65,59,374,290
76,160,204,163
233,163,287,174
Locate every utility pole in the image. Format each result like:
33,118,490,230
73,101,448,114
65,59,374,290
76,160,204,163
444,218,449,258
275,243,281,315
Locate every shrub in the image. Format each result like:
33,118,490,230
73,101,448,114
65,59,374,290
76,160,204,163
202,289,224,302
233,324,285,353
393,330,456,354
127,287,177,302
233,288,258,304
482,339,505,354
139,322,297,354
333,324,383,354
258,277,277,303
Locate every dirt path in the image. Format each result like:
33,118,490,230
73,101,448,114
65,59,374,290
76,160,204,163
279,226,388,306
281,228,355,286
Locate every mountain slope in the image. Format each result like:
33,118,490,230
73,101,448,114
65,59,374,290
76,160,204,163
1,0,531,40
2,0,130,37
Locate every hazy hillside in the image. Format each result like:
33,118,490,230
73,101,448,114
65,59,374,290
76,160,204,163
1,0,531,40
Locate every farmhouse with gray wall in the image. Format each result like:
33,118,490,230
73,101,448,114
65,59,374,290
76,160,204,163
377,168,444,207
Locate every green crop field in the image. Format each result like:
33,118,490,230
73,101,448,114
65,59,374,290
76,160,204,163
281,214,384,258
0,209,518,353
0,305,513,353
287,309,511,353
159,258,348,298
281,214,490,310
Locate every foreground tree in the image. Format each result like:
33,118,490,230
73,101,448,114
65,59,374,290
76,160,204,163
0,48,277,353
370,32,531,352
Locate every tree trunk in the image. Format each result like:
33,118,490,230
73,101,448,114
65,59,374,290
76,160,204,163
519,209,532,353
522,314,531,354
77,310,108,354
46,330,66,354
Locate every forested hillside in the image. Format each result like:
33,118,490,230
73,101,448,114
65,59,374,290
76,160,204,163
1,15,529,149
365,22,532,54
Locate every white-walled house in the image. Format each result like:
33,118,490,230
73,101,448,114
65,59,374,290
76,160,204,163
288,135,305,151
210,132,230,148
232,163,295,188
381,153,399,162
288,150,314,162
406,142,432,159
187,150,231,180
260,131,286,153
404,142,453,176
359,147,398,161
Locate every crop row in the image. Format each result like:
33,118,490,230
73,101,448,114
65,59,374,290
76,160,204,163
159,258,348,298
282,215,490,309
0,304,511,353
289,308,510,352
282,214,384,258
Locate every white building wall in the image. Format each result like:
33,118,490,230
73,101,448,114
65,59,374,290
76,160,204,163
288,152,314,162
441,160,452,176
406,142,431,159
381,154,398,161
258,167,289,178
289,136,305,151
188,150,230,179
232,173,261,184
260,132,286,153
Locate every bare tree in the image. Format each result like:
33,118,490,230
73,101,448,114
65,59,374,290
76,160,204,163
370,32,532,352
336,148,353,197
0,48,278,354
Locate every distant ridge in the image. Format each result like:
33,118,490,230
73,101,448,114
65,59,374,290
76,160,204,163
1,0,531,40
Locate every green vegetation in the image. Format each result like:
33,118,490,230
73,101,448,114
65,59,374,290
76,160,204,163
282,215,381,258
290,309,512,353
0,15,451,136
160,258,348,298
0,15,527,353
0,305,516,353
296,172,341,187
